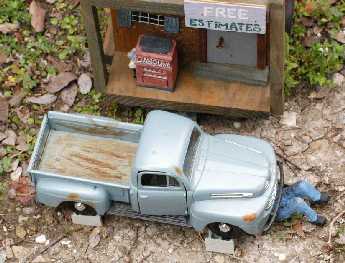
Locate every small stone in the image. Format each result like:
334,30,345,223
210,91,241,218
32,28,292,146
274,253,287,262
11,246,30,260
47,72,77,93
281,111,297,127
4,239,13,259
335,234,345,245
214,255,225,263
22,207,35,215
18,215,29,224
60,84,78,106
332,73,345,88
78,73,93,94
8,188,16,199
35,234,47,244
32,255,48,263
15,225,27,239
0,23,19,34
0,249,6,263
29,1,47,33
233,122,241,129
25,94,57,105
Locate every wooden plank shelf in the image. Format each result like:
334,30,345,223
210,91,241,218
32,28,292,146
106,52,270,117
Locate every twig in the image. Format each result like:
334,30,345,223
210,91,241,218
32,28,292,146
276,151,302,172
23,234,66,262
327,209,345,247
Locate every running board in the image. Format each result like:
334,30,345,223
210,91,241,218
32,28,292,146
107,203,191,228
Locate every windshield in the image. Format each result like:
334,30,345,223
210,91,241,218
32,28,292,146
183,128,201,179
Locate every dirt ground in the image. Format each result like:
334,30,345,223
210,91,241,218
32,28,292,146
1,84,345,263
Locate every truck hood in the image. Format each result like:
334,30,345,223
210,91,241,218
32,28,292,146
193,136,271,201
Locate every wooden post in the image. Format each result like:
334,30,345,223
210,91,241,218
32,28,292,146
269,0,285,115
80,1,107,92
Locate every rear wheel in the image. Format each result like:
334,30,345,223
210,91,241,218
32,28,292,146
72,202,97,216
57,201,97,216
208,223,236,240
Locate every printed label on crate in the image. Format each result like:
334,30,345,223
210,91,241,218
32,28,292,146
184,0,267,34
136,56,172,70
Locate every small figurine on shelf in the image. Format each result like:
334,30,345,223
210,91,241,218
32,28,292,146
128,48,137,79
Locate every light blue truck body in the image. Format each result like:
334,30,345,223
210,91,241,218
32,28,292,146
28,110,283,235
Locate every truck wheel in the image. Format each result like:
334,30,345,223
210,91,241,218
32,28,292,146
72,202,97,216
208,223,236,240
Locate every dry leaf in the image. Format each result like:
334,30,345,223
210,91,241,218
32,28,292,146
47,55,73,73
16,136,29,152
333,31,345,44
292,222,306,238
305,1,315,15
9,90,27,107
78,73,93,94
0,96,9,123
0,51,7,64
47,72,77,93
29,1,47,33
89,227,101,248
303,36,318,47
61,84,78,106
0,132,6,142
26,94,57,105
0,23,19,34
10,167,23,182
15,106,30,124
2,130,17,146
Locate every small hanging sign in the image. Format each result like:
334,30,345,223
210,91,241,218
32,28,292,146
184,0,267,34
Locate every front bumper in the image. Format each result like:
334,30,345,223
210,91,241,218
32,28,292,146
263,161,284,232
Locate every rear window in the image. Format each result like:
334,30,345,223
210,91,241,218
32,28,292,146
183,128,201,178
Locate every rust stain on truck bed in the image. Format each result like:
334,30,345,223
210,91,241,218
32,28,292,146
39,130,138,184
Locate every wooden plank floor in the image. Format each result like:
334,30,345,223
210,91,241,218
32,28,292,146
106,52,270,115
39,130,138,184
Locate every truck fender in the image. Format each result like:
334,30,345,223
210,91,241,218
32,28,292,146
36,178,111,215
189,199,263,235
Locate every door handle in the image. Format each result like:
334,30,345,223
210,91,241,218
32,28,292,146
140,195,148,199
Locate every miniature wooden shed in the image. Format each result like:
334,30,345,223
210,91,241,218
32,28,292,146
81,0,288,117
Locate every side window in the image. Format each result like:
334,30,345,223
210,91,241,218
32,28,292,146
141,174,167,187
168,177,180,187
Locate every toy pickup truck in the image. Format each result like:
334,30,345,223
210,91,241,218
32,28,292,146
28,110,283,239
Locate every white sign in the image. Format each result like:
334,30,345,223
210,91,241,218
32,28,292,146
184,0,267,34
136,56,171,70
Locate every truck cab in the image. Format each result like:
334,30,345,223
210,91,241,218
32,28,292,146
129,111,282,237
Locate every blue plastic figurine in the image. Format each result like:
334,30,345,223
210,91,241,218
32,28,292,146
276,180,330,226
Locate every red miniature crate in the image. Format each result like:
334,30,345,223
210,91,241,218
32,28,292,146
135,35,178,92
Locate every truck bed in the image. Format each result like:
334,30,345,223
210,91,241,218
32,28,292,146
29,111,143,189
39,130,138,184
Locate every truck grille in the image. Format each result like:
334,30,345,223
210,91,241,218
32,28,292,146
265,182,277,210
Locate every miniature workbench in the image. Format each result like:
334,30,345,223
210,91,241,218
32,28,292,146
81,0,285,117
